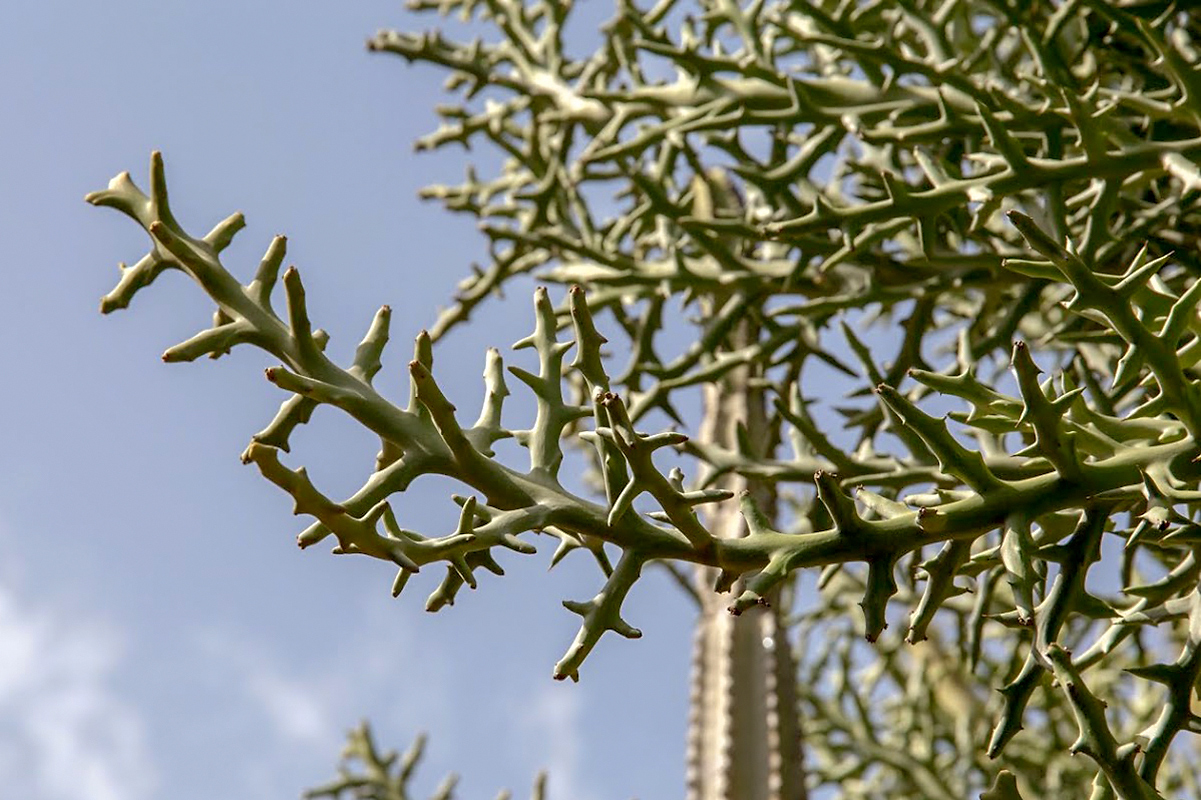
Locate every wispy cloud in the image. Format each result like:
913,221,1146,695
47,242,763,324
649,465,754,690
0,582,156,800
192,629,341,752
517,685,597,800
191,604,453,795
246,664,333,745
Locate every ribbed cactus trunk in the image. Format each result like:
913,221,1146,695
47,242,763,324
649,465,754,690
685,319,807,800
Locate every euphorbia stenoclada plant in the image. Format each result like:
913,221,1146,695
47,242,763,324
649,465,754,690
90,2,1201,798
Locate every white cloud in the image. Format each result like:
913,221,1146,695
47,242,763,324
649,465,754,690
192,629,341,751
517,685,596,800
190,605,453,795
0,584,156,800
187,632,346,797
245,668,331,744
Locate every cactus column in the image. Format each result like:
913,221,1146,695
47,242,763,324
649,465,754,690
686,314,806,800
683,168,805,800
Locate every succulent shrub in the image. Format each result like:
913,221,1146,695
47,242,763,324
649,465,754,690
89,1,1201,798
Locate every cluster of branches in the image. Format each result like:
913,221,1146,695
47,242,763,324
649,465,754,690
305,722,546,800
90,1,1201,798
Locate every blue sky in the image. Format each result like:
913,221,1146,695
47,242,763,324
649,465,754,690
0,2,699,797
